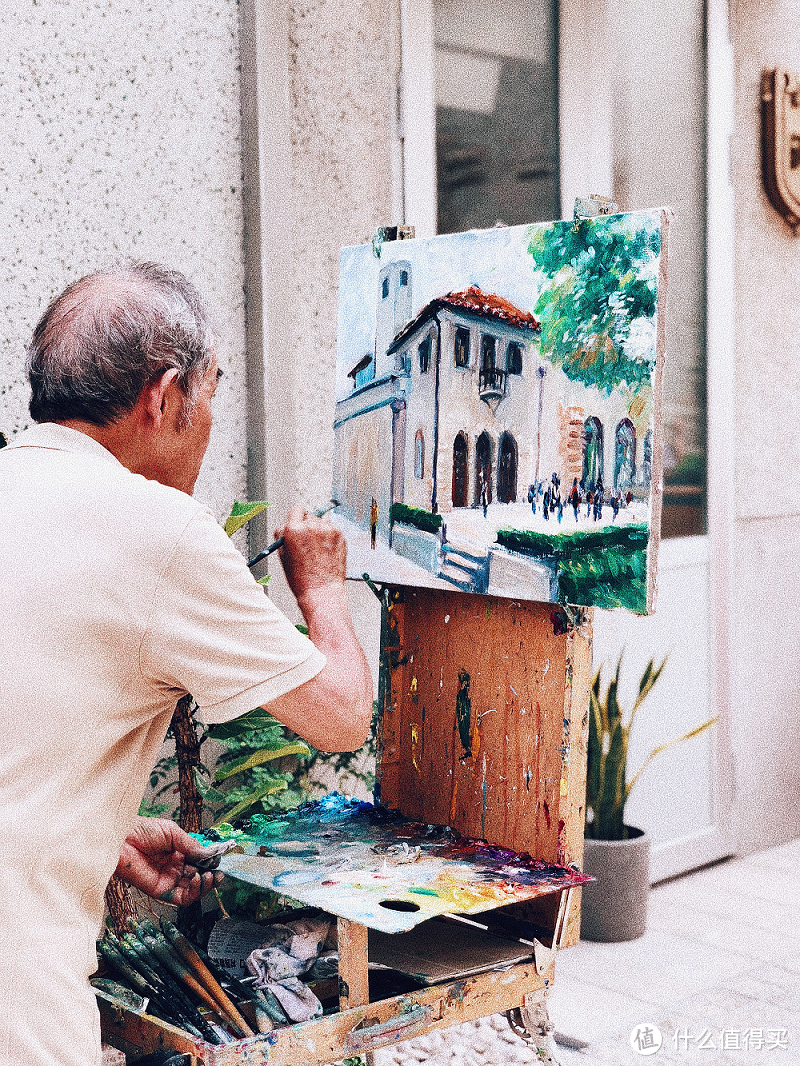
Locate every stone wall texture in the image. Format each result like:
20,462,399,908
731,2,800,851
0,0,247,521
285,0,396,505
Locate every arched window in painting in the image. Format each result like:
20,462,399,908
506,341,523,375
452,432,468,507
643,429,653,487
414,429,425,479
475,432,493,507
582,417,604,492
498,432,518,503
614,419,636,490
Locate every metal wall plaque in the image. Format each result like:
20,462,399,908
762,67,800,230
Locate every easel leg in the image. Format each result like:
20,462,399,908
337,918,370,1011
507,989,561,1065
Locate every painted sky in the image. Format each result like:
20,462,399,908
336,214,661,401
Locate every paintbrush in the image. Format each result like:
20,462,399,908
127,925,225,1039
247,499,340,569
160,920,255,1039
98,936,207,1039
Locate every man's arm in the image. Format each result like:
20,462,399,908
259,506,373,752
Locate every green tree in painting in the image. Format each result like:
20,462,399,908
527,214,661,395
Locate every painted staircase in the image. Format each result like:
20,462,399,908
438,541,491,593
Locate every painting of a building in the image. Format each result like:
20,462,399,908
332,212,668,613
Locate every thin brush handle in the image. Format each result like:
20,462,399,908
247,499,339,568
162,922,255,1038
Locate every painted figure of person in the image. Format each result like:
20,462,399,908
586,489,594,518
569,478,581,522
611,490,621,520
480,475,489,518
370,496,378,549
527,483,536,515
542,485,551,520
0,263,373,1066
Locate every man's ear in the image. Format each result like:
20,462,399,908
139,369,180,429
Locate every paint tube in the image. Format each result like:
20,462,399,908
90,977,148,1013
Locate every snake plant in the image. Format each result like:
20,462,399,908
585,654,717,840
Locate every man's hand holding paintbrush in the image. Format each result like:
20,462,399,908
254,503,373,752
116,816,231,907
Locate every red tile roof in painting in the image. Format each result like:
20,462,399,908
386,285,540,354
440,285,541,331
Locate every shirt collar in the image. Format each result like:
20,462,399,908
5,423,125,468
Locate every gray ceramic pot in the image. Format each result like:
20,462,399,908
580,826,650,942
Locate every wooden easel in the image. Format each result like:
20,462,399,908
331,585,593,1063
99,588,592,1065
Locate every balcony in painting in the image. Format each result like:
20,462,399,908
478,364,507,409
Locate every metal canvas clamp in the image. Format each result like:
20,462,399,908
573,194,618,219
372,225,415,258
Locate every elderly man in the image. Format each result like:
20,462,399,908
0,262,373,1066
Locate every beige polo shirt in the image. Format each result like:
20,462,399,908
0,423,326,1066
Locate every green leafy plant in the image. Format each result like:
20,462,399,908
141,500,377,828
586,654,717,841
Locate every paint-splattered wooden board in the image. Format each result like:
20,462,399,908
212,795,589,935
378,590,590,858
376,588,592,948
100,955,556,1066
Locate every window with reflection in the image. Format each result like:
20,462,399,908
435,0,559,234
433,0,707,538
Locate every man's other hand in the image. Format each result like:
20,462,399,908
115,816,224,905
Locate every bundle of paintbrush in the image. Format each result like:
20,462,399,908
94,919,289,1043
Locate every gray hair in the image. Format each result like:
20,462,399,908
26,261,215,427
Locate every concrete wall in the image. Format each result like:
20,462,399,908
252,0,397,666
0,0,247,523
0,0,395,695
282,0,397,508
730,3,800,853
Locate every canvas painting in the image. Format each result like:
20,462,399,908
332,209,669,615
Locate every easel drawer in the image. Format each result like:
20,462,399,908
99,957,554,1066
